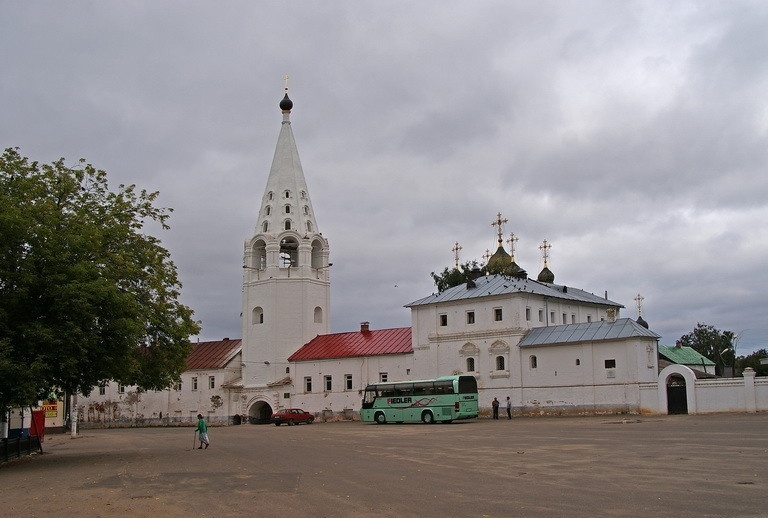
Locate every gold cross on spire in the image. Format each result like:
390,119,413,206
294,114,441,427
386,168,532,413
539,239,551,267
491,212,508,245
634,293,644,317
452,242,463,269
483,249,491,262
506,232,518,260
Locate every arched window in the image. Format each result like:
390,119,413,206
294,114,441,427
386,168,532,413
268,191,274,201
306,221,313,233
311,239,324,268
529,355,538,369
265,206,271,215
303,205,309,215
300,190,306,199
252,239,267,269
466,357,475,372
284,190,291,198
280,237,298,267
252,307,264,325
284,220,292,230
314,306,323,323
284,205,291,214
262,221,269,232
496,356,505,370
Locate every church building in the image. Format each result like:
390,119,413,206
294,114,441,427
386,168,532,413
78,88,678,425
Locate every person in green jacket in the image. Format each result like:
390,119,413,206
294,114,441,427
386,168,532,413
195,414,210,449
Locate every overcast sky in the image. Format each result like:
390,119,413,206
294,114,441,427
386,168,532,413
3,1,767,356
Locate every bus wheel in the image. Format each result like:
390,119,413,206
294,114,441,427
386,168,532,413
375,412,386,424
422,411,434,424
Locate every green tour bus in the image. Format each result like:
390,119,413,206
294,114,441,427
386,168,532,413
360,375,478,424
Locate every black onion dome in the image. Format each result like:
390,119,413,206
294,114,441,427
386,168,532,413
279,93,293,111
537,266,554,283
637,316,649,329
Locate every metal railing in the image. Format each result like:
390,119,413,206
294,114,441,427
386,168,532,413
1,436,43,464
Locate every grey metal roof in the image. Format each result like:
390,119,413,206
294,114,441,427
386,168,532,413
518,318,660,347
405,274,624,308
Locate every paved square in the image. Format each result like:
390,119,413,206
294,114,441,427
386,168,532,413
1,413,766,517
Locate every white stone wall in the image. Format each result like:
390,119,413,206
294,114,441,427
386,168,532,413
285,354,413,418
78,355,241,427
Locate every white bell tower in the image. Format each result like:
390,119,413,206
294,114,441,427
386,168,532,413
241,85,330,389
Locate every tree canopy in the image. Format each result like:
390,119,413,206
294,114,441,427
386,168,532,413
678,323,735,376
736,348,768,377
430,261,484,293
0,148,200,411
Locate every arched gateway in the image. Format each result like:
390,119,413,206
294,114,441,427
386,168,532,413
247,400,274,424
657,365,697,415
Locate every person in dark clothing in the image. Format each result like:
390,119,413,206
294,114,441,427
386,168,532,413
492,397,500,419
506,396,512,419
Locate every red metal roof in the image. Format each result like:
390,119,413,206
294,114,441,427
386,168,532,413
288,327,412,361
186,339,242,370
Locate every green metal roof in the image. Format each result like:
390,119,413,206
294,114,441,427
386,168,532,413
658,345,715,366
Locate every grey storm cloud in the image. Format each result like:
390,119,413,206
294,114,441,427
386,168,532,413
2,0,767,354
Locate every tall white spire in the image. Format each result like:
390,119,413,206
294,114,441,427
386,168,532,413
241,86,331,392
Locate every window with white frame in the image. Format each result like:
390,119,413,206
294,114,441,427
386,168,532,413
324,375,332,391
345,374,353,391
209,376,215,389
379,372,388,383
192,377,198,391
304,377,312,392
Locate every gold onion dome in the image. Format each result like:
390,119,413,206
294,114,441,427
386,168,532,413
537,266,555,283
486,245,511,275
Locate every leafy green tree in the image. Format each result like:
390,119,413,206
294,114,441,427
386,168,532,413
678,323,735,376
0,148,200,414
736,348,768,377
430,261,484,293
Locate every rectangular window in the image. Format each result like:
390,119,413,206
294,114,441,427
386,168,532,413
494,308,503,321
571,314,576,324
174,381,182,392
324,375,332,391
550,311,555,324
99,384,106,396
525,307,531,321
587,315,592,322
304,377,312,392
192,377,198,391
345,374,353,391
466,311,475,324
379,372,388,383
209,376,215,389
283,392,290,399
439,314,448,327
118,384,126,394
605,359,616,369
538,309,544,322
563,313,567,324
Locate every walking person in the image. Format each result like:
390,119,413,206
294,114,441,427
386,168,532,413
195,413,210,449
492,397,500,419
506,396,512,419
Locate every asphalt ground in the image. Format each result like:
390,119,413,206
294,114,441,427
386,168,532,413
1,413,766,518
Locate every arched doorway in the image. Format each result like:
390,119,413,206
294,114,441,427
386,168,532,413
666,375,688,414
658,365,696,415
247,401,273,424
